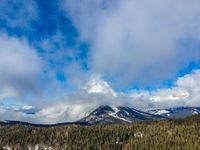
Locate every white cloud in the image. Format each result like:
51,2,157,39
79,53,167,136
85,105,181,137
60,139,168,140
130,70,200,108
83,74,117,96
63,0,200,86
175,70,200,106
0,33,43,100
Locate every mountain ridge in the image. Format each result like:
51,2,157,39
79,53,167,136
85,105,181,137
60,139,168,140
1,105,200,126
79,105,166,125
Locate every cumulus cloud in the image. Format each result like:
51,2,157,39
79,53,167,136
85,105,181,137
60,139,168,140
83,74,117,96
63,0,200,86
175,70,200,106
130,70,200,108
0,33,43,100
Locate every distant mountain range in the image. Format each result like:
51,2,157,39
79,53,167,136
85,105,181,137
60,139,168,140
1,105,200,126
142,106,200,118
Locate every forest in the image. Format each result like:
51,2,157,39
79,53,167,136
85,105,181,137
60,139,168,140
0,114,200,150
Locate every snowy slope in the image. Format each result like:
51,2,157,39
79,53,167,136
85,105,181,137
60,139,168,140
79,105,165,125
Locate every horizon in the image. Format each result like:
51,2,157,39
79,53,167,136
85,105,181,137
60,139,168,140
1,0,200,124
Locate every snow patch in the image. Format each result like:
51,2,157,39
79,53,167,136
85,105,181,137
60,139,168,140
154,110,170,115
193,111,199,115
108,107,132,123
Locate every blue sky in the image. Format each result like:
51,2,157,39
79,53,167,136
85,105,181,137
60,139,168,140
0,0,200,123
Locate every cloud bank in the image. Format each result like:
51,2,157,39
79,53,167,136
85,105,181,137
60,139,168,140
63,0,200,86
0,33,43,100
1,70,200,124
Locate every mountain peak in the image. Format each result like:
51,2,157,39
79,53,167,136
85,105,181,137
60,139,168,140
79,105,164,125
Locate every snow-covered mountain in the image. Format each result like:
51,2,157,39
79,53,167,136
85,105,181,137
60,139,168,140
79,105,165,125
142,107,200,118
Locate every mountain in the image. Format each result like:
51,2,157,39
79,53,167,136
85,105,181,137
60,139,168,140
79,105,165,125
142,106,200,118
1,106,199,126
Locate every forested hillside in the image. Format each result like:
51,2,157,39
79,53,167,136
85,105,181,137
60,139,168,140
0,115,200,150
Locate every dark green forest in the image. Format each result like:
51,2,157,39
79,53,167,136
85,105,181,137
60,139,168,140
0,115,200,150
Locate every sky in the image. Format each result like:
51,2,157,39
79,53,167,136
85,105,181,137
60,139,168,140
0,0,200,123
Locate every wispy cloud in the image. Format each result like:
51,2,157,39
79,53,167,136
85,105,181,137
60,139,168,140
0,0,38,29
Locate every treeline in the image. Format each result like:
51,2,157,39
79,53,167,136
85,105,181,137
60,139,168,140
0,115,199,150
